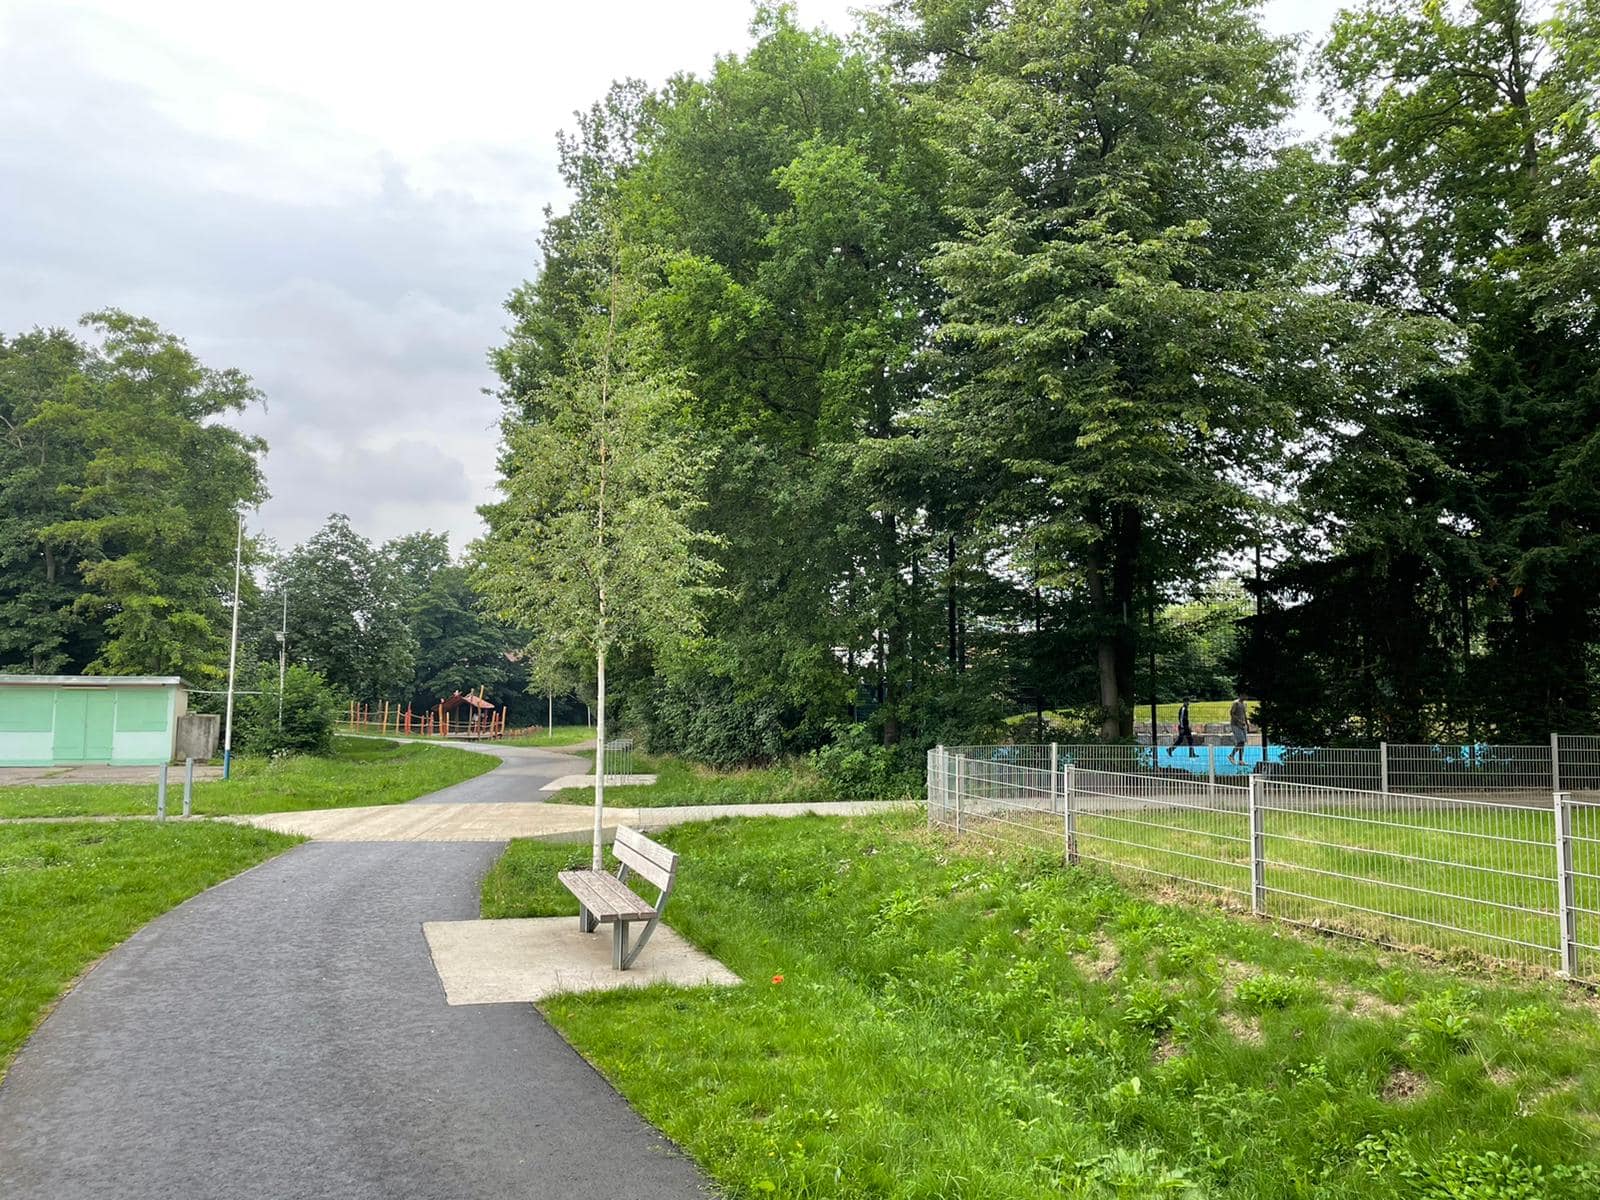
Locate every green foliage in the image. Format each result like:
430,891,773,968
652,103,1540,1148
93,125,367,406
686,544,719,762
631,672,785,767
269,514,416,702
809,722,923,801
235,663,338,756
0,312,265,679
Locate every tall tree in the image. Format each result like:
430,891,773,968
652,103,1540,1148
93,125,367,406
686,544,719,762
897,0,1355,737
273,514,416,701
1261,0,1600,739
2,312,266,680
477,219,716,868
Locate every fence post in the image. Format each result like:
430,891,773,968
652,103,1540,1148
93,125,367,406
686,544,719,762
1050,742,1059,813
1556,790,1578,977
1248,774,1266,916
927,747,938,827
1552,733,1562,794
1379,742,1389,795
955,753,964,837
156,762,168,822
1065,762,1078,864
182,757,194,818
1207,743,1216,792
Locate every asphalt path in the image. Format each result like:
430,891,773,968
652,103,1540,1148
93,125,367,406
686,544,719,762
0,744,714,1200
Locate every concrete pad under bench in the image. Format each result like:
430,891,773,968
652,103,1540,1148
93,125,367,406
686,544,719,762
423,917,739,1003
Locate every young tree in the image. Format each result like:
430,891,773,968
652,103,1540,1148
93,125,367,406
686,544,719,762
477,228,716,869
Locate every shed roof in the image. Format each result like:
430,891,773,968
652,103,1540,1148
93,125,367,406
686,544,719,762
0,675,185,688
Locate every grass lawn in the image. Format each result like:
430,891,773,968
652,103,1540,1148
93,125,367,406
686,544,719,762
1014,701,1255,729
497,724,595,749
483,813,1600,1199
0,737,496,820
545,754,847,808
1,821,299,1078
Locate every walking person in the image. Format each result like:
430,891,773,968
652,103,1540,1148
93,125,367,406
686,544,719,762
1227,691,1250,766
1167,698,1198,758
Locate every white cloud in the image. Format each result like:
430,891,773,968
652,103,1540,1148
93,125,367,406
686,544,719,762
0,0,1338,556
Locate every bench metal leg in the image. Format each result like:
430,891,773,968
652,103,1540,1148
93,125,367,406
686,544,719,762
578,904,596,934
619,916,660,969
613,922,628,970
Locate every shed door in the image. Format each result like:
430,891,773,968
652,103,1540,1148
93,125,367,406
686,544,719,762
52,689,116,763
84,692,115,760
52,690,87,760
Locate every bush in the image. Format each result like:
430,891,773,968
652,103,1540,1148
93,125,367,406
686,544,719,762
809,722,923,801
633,674,786,768
235,664,339,756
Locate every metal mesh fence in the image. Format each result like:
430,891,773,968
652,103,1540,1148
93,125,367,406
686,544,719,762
1558,734,1600,795
602,737,635,780
927,745,1600,982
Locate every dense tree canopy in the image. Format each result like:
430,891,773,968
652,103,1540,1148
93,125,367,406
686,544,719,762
479,0,1599,755
0,312,266,680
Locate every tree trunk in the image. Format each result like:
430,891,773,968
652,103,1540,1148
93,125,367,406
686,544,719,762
947,534,958,667
1087,504,1142,740
592,646,606,871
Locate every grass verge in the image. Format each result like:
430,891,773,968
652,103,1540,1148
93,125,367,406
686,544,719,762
497,724,595,749
1,821,299,1078
0,737,497,819
483,813,1600,1199
545,755,841,808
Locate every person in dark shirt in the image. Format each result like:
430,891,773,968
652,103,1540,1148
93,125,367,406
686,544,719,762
1227,693,1250,766
1167,698,1198,758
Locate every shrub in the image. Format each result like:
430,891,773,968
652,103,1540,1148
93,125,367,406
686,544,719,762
810,723,922,801
632,674,785,767
235,664,339,756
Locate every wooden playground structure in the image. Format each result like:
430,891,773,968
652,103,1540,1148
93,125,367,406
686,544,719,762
343,689,533,741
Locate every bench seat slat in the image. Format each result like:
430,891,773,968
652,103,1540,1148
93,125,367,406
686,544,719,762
557,869,657,921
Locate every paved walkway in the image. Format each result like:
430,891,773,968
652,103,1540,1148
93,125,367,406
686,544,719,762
240,797,908,842
0,743,714,1200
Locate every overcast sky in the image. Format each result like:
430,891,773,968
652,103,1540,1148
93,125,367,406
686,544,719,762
0,0,1343,557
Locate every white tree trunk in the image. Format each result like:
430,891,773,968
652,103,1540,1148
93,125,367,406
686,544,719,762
592,646,606,871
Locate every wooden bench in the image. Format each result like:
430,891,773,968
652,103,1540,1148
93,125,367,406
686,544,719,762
557,826,678,970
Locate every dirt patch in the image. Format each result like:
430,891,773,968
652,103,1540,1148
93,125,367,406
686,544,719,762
1330,985,1406,1021
1154,1032,1185,1063
1073,932,1121,981
1382,1067,1429,1103
1220,1011,1263,1045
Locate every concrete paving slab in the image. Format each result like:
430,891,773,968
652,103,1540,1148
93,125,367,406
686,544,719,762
424,917,739,1003
239,798,915,842
540,773,658,791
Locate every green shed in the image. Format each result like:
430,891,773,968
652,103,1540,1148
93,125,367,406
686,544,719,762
0,676,188,767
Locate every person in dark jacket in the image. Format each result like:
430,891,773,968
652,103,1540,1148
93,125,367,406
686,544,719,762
1167,698,1198,758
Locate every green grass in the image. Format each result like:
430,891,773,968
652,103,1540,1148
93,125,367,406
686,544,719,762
1014,701,1255,728
0,737,496,819
1,821,299,1078
546,755,839,807
482,813,1600,1199
497,724,595,748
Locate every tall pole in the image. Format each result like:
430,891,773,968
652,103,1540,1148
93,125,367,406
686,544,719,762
547,690,553,739
277,585,287,730
222,513,243,780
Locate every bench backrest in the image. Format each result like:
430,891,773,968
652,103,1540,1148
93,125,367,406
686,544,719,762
615,826,677,892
